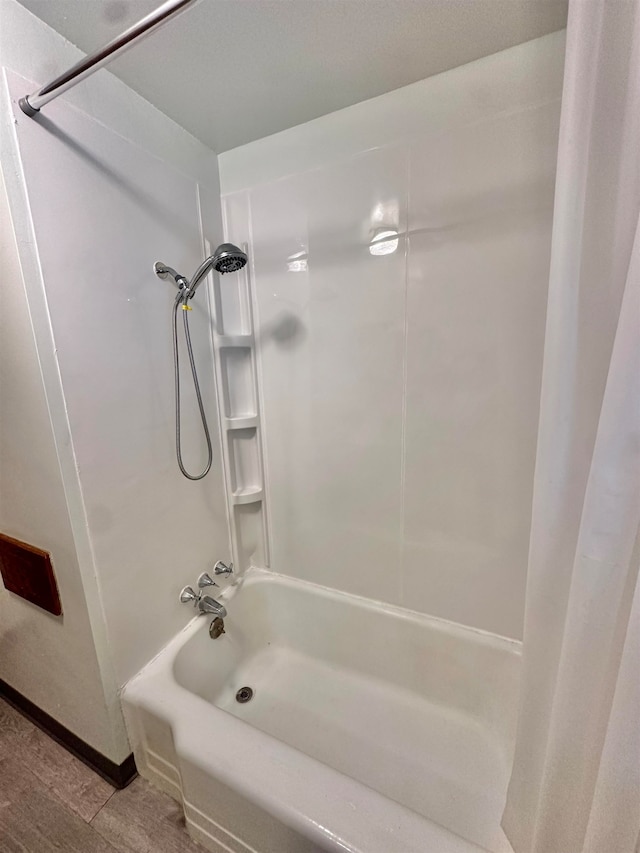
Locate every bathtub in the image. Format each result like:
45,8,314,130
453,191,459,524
122,570,520,853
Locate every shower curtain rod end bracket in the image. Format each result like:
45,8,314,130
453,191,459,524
19,97,39,117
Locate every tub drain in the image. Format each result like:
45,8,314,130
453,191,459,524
235,686,253,704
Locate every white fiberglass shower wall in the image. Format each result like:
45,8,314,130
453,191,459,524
220,31,565,639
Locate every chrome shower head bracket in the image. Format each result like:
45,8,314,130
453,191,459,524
154,261,189,292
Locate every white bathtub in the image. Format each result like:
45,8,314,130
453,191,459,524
122,570,519,853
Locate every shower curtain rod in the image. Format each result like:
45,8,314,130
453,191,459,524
19,0,197,117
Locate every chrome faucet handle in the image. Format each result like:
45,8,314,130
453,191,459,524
197,572,219,589
213,560,234,576
179,585,199,605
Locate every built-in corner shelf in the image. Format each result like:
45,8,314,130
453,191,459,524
209,233,269,575
215,334,254,350
231,486,264,506
224,415,258,431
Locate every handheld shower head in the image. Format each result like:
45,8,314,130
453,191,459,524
185,243,247,299
211,243,248,275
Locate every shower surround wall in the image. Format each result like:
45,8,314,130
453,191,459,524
0,0,228,762
220,31,565,640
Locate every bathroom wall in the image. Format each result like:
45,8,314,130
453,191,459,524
0,0,229,759
220,31,565,640
0,166,125,760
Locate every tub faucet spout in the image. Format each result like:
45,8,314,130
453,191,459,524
197,595,227,619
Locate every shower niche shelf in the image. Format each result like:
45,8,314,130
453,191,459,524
210,234,269,574
231,487,264,506
219,347,256,422
227,427,260,494
224,415,258,430
215,334,254,350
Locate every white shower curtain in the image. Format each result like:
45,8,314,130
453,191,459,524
501,1,640,852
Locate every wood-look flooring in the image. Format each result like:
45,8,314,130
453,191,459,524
0,697,203,852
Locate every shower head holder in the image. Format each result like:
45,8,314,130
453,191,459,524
154,261,189,291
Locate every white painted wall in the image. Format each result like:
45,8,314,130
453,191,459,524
220,31,565,640
0,0,229,760
0,166,125,760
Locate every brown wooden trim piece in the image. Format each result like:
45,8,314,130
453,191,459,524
0,532,62,615
0,679,137,789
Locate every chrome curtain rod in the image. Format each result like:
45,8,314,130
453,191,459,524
19,0,197,117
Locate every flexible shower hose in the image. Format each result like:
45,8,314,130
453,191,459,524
172,291,213,480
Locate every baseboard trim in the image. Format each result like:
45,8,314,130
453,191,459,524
0,678,137,789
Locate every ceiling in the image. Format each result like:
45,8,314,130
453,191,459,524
17,0,568,153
